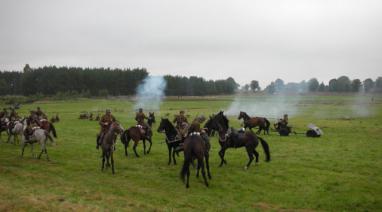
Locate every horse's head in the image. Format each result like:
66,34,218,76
111,122,124,134
238,111,244,120
157,118,170,133
149,112,156,123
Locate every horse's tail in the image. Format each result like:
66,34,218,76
50,123,57,138
180,156,191,183
258,136,271,162
120,130,130,147
45,131,54,143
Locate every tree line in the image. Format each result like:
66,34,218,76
243,76,382,94
0,65,239,96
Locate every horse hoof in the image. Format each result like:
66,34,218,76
244,166,248,170
208,175,212,179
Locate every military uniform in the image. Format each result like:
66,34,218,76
173,111,189,138
135,110,150,136
97,112,116,149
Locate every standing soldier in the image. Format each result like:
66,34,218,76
96,109,116,149
173,110,189,138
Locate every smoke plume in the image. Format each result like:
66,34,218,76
134,76,167,111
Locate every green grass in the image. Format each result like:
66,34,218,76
0,95,381,211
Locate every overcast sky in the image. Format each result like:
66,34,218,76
1,0,381,86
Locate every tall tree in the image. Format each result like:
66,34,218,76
250,80,260,92
308,78,319,92
363,78,374,92
351,79,362,92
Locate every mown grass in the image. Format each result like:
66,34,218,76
0,95,381,211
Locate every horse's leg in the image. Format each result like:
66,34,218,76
133,141,140,157
167,144,172,165
21,141,26,157
245,145,254,169
45,148,49,161
186,165,190,188
102,152,105,171
172,146,178,165
124,143,128,157
111,152,115,175
254,149,259,163
205,152,212,179
106,152,111,167
146,137,152,154
143,139,146,155
199,158,209,187
196,161,200,178
218,146,226,167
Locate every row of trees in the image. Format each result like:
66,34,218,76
242,77,382,94
0,65,239,96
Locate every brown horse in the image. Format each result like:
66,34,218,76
180,134,211,188
120,125,153,157
238,111,270,135
101,122,124,175
39,119,57,139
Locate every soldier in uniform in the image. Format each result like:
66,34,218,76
9,108,19,121
275,114,291,136
135,108,150,136
173,110,189,138
36,107,47,119
96,109,116,149
0,108,8,121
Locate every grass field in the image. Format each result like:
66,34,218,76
0,94,381,211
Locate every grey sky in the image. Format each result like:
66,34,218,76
1,0,381,86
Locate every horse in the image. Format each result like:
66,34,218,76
211,111,271,169
120,124,153,157
7,118,26,145
218,128,271,169
180,134,211,188
238,111,270,135
204,111,229,137
0,118,10,142
148,112,156,127
157,118,184,165
101,122,124,175
21,128,54,160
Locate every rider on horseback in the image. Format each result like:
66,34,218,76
173,110,189,139
97,109,116,149
135,108,150,136
9,108,19,121
36,107,47,119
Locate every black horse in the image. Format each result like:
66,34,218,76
148,112,156,127
180,134,211,188
210,111,271,169
157,118,183,165
204,111,229,137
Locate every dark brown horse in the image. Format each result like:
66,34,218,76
218,128,270,169
120,125,153,157
180,134,211,188
238,111,270,135
101,122,124,174
148,112,156,127
157,118,183,165
210,111,270,169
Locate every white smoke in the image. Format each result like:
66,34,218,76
351,86,372,117
225,94,301,119
134,76,167,111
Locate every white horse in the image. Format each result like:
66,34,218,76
7,119,26,144
21,128,53,160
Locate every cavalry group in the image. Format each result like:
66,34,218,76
0,107,57,160
95,108,277,188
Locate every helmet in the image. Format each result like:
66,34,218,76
106,109,111,113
